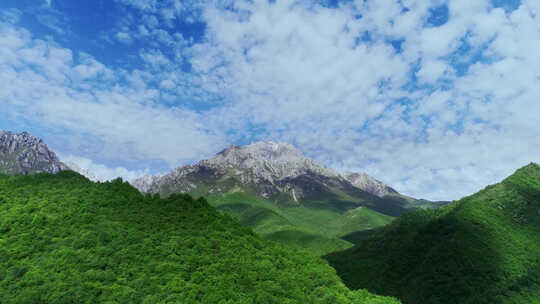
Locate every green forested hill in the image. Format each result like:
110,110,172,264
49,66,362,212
0,171,399,304
325,163,540,304
206,190,394,256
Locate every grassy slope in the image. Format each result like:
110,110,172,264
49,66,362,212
0,171,400,304
206,191,394,255
284,174,408,216
325,163,540,304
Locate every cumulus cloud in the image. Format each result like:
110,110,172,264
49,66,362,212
140,49,170,66
192,0,409,129
59,154,149,182
115,31,133,44
416,59,450,83
0,21,227,169
182,0,540,200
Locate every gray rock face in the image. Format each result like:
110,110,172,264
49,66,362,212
130,141,401,204
203,142,338,183
130,173,165,193
0,131,69,175
342,172,398,198
131,142,339,195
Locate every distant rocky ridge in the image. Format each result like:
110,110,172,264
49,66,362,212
131,141,420,215
0,131,98,180
132,142,344,196
0,131,433,214
132,142,397,198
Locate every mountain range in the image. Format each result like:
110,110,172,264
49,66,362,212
0,131,443,255
132,142,404,203
2,129,539,303
130,141,446,254
0,130,434,211
131,141,443,214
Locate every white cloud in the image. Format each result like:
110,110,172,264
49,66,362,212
59,154,149,182
140,49,170,66
160,79,176,90
191,0,410,130
115,32,133,44
0,21,227,169
182,0,540,200
416,59,450,83
73,52,111,80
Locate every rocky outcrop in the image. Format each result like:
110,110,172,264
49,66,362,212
130,173,165,193
0,131,69,175
203,142,338,183
131,142,342,198
342,172,398,198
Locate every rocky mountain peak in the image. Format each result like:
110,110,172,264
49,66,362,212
130,141,340,195
203,141,337,183
212,142,304,164
130,141,413,210
0,131,69,175
342,172,397,197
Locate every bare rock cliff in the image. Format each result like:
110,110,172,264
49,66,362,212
0,131,69,175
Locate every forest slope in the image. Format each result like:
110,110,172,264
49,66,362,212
0,171,399,304
325,163,540,304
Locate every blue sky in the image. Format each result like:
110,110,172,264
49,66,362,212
1,0,539,200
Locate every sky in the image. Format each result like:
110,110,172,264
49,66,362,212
0,0,538,201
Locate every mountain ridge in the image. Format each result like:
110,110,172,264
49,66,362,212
131,141,416,206
0,131,440,254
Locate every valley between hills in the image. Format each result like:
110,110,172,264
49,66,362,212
1,130,538,304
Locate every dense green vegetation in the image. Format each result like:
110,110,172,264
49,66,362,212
325,163,540,304
340,228,382,245
206,190,394,255
0,171,400,304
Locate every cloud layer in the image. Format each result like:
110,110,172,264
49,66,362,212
1,0,539,200
0,17,226,168
186,0,540,200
